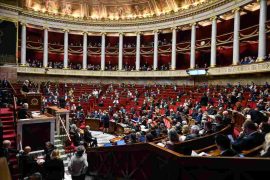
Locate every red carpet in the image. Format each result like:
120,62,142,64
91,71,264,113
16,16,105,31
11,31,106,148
0,108,18,180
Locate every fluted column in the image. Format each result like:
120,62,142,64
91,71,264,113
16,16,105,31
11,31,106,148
136,32,141,71
210,16,217,67
153,30,159,70
101,32,106,71
190,23,196,69
43,27,48,67
82,32,88,70
118,32,123,70
20,23,26,66
171,27,177,70
257,0,267,62
232,8,240,65
63,29,69,69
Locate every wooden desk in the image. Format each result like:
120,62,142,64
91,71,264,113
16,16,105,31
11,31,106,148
85,119,126,135
17,113,55,151
85,118,101,131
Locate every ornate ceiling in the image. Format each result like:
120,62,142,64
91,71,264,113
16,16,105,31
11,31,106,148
24,0,208,20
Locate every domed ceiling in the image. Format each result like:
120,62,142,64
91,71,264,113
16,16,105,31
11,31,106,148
25,0,208,20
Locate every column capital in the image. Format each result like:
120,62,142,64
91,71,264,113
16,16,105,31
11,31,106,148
135,31,141,35
170,27,177,31
119,32,124,36
153,29,160,34
232,7,241,13
210,16,217,21
63,29,69,33
100,32,107,36
43,26,49,30
20,22,27,26
189,22,197,27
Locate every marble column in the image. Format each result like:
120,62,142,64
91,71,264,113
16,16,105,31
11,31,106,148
101,33,106,71
118,32,123,70
210,16,217,67
63,30,69,69
43,27,48,67
190,23,196,69
82,32,88,70
171,27,177,70
136,32,141,71
257,0,267,62
232,8,240,65
153,30,159,70
20,23,27,66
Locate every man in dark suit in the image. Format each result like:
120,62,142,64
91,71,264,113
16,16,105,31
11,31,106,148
0,140,19,165
186,125,200,141
21,80,30,94
73,128,83,147
19,146,37,179
18,103,30,119
232,121,264,152
249,109,268,125
43,142,56,162
83,126,97,147
215,134,237,156
200,93,208,106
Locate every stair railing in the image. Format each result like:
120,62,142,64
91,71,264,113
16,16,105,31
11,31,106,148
58,116,72,149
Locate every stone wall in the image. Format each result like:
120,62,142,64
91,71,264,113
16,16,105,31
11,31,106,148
0,66,17,82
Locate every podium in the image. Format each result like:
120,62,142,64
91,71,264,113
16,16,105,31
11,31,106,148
17,113,55,152
26,93,42,111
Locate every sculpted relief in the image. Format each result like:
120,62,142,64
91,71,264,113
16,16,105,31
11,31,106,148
24,0,203,20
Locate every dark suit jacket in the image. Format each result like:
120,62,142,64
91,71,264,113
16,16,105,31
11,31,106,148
73,132,82,146
185,133,199,141
84,130,93,143
200,96,208,106
19,153,37,178
44,158,65,180
232,131,264,152
0,148,19,161
18,108,28,119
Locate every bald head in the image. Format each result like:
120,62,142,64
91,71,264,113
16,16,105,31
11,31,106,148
24,146,31,154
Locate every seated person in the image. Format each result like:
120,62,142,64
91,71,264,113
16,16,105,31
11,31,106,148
18,103,30,119
215,134,238,156
185,125,200,141
260,132,270,157
83,126,98,147
127,133,137,145
200,121,213,136
232,120,264,153
165,129,180,151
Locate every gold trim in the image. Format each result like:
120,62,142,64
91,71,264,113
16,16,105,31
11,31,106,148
0,16,18,23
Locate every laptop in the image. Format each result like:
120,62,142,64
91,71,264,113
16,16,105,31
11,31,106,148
103,143,112,147
116,140,126,146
